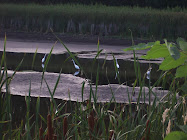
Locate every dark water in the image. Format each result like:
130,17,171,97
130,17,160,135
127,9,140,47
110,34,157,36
1,51,160,85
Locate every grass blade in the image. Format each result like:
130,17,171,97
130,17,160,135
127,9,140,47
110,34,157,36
32,48,38,69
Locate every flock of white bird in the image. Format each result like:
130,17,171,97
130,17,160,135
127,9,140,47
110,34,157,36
41,54,151,79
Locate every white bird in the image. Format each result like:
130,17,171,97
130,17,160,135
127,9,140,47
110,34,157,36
72,59,80,70
42,54,47,63
146,67,152,80
116,59,119,69
114,58,119,79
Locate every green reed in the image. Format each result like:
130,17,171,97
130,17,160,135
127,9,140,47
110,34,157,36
0,35,24,139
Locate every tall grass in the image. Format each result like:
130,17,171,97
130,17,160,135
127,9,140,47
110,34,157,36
0,35,186,139
1,3,186,17
0,35,24,139
0,3,187,40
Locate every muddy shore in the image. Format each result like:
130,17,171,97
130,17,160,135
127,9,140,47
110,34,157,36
0,31,150,46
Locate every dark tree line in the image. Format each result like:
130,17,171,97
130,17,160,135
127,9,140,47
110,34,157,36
0,0,187,9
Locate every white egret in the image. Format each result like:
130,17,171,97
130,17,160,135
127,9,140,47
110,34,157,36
42,54,47,63
72,59,80,70
114,58,119,79
116,58,119,69
146,67,152,80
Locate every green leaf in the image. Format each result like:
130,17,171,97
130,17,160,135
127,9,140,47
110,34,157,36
165,39,180,60
169,45,180,60
142,44,169,59
175,65,187,78
159,53,187,70
164,131,187,140
177,38,187,52
123,41,158,51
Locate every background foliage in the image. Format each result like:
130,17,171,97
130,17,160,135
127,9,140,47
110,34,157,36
0,0,187,9
0,4,187,40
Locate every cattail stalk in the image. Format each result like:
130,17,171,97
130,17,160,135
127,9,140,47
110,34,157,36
53,135,57,140
88,111,95,132
88,111,95,139
44,135,48,140
39,126,44,140
109,130,114,140
63,116,68,138
47,114,53,140
145,120,150,140
141,120,150,140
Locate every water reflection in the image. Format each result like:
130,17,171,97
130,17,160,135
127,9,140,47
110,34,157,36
115,71,119,79
74,71,80,76
42,63,44,69
42,54,47,63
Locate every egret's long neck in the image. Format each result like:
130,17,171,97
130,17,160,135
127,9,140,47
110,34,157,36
72,60,76,65
116,59,118,65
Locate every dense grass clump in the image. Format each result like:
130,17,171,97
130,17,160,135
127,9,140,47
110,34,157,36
0,4,187,40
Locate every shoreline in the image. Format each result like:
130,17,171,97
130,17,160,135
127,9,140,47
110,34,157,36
0,31,150,46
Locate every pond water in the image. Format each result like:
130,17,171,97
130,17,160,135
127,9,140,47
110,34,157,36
2,51,161,86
